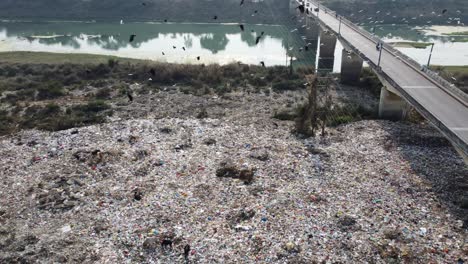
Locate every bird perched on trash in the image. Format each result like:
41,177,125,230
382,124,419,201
184,244,190,260
161,239,173,250
255,35,262,44
297,5,305,14
127,90,133,102
196,56,201,61
129,34,136,42
133,189,142,200
260,61,265,67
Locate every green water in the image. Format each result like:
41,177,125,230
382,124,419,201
0,21,317,67
1,21,467,68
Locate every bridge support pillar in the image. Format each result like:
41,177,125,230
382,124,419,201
340,49,363,84
378,86,409,120
317,30,337,74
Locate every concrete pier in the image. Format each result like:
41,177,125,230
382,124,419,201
378,86,409,120
317,30,337,73
340,49,363,84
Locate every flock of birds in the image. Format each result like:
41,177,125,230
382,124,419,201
120,1,464,102
125,1,463,67
124,0,316,68
351,7,464,27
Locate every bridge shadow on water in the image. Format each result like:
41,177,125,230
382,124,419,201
383,121,468,224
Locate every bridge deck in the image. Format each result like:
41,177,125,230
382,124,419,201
308,1,468,149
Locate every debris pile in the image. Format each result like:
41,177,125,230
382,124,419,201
0,104,466,263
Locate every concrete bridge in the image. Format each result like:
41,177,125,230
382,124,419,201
290,0,468,162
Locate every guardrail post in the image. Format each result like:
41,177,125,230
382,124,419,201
317,3,320,20
377,43,383,68
338,16,342,35
427,43,434,68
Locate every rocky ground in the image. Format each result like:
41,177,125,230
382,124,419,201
0,88,467,263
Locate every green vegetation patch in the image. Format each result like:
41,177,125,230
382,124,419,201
19,101,111,132
430,65,468,94
0,52,315,136
443,31,468,36
0,51,147,65
389,42,432,49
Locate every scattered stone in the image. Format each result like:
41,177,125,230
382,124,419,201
129,135,139,145
383,227,401,240
203,138,216,146
238,209,255,221
284,242,301,253
216,159,239,178
143,237,159,251
250,150,269,161
174,141,192,151
27,140,38,147
134,149,149,161
215,160,256,184
61,225,72,233
337,215,358,231
159,127,172,134
196,108,208,119
239,168,255,184
234,225,251,232
306,146,329,157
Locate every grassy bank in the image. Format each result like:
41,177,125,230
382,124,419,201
388,42,432,49
0,51,147,64
443,31,468,36
430,65,468,93
0,52,315,136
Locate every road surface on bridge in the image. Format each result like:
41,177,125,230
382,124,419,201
307,1,468,152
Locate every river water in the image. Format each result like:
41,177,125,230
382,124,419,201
0,21,467,69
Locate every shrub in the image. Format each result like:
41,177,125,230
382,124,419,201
36,82,65,100
222,63,243,78
272,80,303,92
0,110,14,135
74,100,110,113
249,76,268,87
63,73,80,86
95,87,112,99
328,115,355,126
3,89,35,104
273,109,297,121
108,59,119,68
20,103,62,130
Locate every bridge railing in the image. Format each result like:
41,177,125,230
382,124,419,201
308,0,468,105
327,25,468,155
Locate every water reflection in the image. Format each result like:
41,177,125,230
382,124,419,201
200,33,229,54
0,21,318,66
